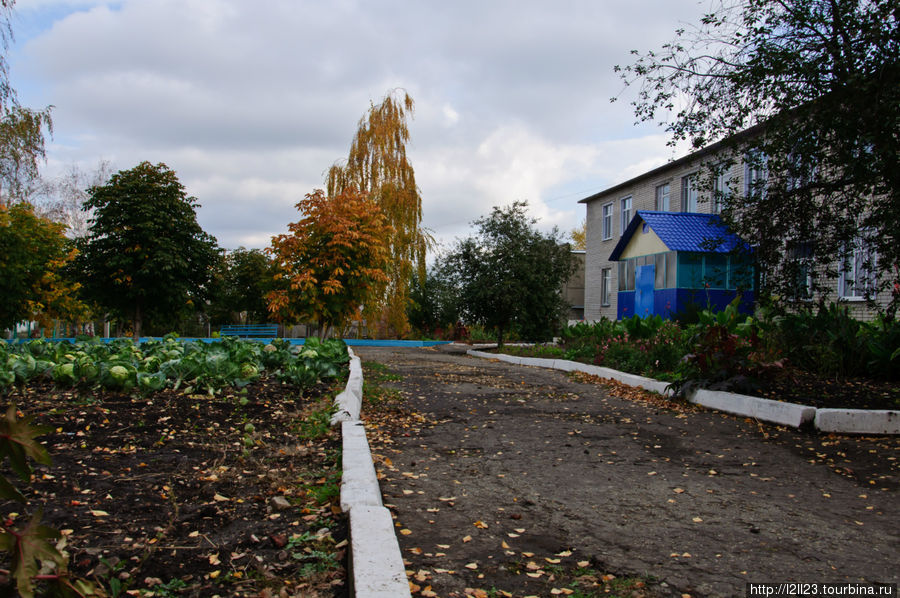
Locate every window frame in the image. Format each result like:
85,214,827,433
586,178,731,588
655,183,670,211
681,173,698,212
600,267,612,306
744,150,768,200
620,195,632,236
712,164,730,214
601,202,613,240
839,236,878,301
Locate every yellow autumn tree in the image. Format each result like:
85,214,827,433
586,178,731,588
570,219,586,250
267,188,391,338
326,90,430,338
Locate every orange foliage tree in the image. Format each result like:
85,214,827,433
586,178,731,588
0,201,85,332
326,90,431,337
266,188,391,337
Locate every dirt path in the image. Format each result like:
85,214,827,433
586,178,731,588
354,345,899,598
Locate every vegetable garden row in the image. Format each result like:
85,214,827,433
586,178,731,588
0,335,351,597
1,335,348,396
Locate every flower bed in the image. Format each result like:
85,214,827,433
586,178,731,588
502,302,899,411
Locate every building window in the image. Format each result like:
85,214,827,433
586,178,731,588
620,196,632,235
744,150,768,199
601,268,611,306
601,203,613,240
681,174,698,212
655,183,670,211
712,164,730,214
617,260,635,292
787,241,814,301
839,236,877,300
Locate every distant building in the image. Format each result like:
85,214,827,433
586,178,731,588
563,250,585,322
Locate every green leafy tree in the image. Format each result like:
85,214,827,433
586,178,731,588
616,0,900,312
0,202,84,332
74,162,220,340
267,188,391,338
326,90,431,337
407,263,461,338
443,201,576,346
208,247,277,325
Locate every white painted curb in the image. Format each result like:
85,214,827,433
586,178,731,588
688,388,816,429
340,420,383,512
332,348,364,424
349,505,412,597
330,346,412,598
814,408,900,435
467,349,671,396
467,349,898,435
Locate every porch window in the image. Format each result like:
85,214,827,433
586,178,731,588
617,260,635,292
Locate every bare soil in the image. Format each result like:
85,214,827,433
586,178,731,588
1,376,348,597
356,345,899,598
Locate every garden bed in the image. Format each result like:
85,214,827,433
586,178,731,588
1,376,348,597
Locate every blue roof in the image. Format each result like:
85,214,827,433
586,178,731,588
609,211,747,261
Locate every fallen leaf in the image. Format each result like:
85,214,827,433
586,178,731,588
89,510,109,517
462,535,472,543
465,562,478,569
473,520,488,529
400,529,413,536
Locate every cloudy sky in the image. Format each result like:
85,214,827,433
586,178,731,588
9,0,709,252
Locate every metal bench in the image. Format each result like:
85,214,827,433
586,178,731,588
218,324,279,338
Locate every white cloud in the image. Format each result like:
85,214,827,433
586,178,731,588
9,0,711,250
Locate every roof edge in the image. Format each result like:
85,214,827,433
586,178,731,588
579,124,765,205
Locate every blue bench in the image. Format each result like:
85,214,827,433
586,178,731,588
219,324,279,338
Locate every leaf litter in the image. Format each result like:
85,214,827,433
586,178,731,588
1,375,348,597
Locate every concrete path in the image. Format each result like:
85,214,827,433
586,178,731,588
354,345,899,598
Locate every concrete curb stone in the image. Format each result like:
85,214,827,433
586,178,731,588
468,349,898,435
815,408,900,435
331,347,413,598
349,506,412,597
688,388,816,428
331,350,364,424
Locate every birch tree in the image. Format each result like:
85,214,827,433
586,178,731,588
326,90,430,337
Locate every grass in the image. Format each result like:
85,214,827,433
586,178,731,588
362,361,403,404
